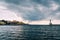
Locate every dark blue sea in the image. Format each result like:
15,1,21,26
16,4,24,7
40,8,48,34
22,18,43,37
0,25,60,40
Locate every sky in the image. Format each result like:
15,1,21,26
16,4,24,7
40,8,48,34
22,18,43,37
0,0,60,24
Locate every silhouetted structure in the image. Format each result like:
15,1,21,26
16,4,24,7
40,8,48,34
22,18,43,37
49,19,52,25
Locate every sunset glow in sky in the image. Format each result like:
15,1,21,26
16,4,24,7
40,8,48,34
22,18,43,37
0,4,23,21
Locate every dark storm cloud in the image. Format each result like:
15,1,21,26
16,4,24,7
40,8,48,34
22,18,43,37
5,0,21,5
54,0,60,4
3,0,46,20
1,0,60,21
32,0,51,7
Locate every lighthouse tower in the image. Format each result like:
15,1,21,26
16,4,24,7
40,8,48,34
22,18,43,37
49,19,52,25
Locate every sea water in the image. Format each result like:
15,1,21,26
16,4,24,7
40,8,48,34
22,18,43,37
0,25,60,40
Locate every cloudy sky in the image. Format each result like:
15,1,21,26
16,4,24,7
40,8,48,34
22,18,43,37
0,0,60,24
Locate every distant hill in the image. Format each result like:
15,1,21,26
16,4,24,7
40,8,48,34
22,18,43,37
0,20,27,25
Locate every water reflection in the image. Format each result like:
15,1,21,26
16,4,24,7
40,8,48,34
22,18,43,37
0,25,60,40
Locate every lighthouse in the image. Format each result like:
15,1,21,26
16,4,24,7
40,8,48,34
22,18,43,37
49,19,52,25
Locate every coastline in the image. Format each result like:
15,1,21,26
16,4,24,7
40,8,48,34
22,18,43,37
0,24,60,26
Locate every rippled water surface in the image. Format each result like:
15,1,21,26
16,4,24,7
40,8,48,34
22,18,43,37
0,25,60,40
